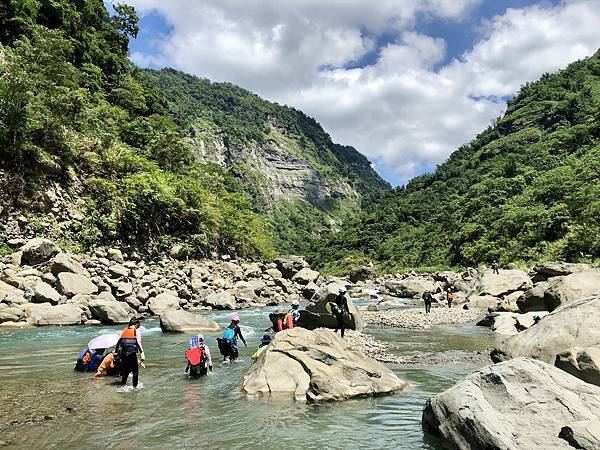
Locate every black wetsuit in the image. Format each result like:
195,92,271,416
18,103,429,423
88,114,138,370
333,293,349,338
225,323,246,360
120,353,139,387
423,292,433,313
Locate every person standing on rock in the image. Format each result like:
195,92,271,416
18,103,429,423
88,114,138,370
288,300,301,326
116,317,145,388
422,291,433,314
446,287,454,308
492,261,499,275
333,288,350,338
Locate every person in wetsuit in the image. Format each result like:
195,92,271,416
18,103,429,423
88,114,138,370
223,313,247,361
333,288,350,338
116,317,145,388
423,291,433,314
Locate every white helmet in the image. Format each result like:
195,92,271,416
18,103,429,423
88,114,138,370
196,333,204,342
292,300,300,307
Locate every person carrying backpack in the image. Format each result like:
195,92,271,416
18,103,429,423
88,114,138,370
422,291,433,314
116,317,145,388
185,334,212,377
218,313,247,361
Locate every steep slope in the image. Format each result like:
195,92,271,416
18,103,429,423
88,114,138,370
311,50,600,273
140,69,389,253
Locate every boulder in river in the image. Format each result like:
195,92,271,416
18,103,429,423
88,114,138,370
26,304,82,326
491,295,600,364
543,270,600,311
147,293,181,316
241,327,406,401
159,309,220,333
422,357,600,449
87,297,134,324
467,294,500,310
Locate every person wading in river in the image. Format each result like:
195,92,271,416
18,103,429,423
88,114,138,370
116,317,145,388
422,291,433,314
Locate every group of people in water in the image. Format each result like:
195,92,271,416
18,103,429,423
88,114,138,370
74,291,356,387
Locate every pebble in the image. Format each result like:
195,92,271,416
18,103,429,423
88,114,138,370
363,307,483,330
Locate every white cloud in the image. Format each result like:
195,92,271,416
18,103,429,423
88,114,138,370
127,0,600,185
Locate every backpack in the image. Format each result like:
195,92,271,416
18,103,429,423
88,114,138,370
185,346,208,377
223,327,235,341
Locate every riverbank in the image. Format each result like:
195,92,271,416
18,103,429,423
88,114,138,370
363,307,483,330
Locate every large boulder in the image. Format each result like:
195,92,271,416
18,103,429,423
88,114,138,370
291,267,320,286
491,296,600,364
555,346,600,387
516,281,549,312
19,238,60,266
26,304,82,326
543,271,600,311
480,311,549,335
422,358,600,450
384,277,438,298
274,256,308,279
147,293,181,316
57,273,98,296
241,328,406,401
468,294,500,310
306,283,363,331
87,298,134,324
348,266,375,283
204,291,236,310
32,282,61,305
159,309,220,333
531,261,594,282
467,269,533,298
51,253,89,277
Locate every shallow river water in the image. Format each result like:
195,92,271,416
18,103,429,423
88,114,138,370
0,308,495,449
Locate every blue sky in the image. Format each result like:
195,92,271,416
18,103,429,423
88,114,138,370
125,0,599,186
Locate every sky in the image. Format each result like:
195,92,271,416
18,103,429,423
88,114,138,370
124,0,600,186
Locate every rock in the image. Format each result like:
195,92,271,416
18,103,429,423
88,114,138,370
107,264,130,279
26,304,82,326
204,291,236,310
274,256,308,279
0,307,24,323
87,298,134,324
301,281,318,300
7,238,26,248
147,293,180,316
291,267,320,285
115,281,133,300
136,287,149,303
483,311,549,335
556,346,600,387
467,295,500,310
531,261,594,282
516,282,549,312
467,269,533,298
222,261,243,278
57,273,98,296
107,248,124,263
51,253,89,277
19,238,60,265
170,244,187,260
543,271,600,311
422,358,600,450
265,268,283,279
231,281,258,303
32,282,60,305
349,266,375,283
159,309,220,333
0,280,24,302
495,290,523,312
248,279,266,295
385,277,439,298
241,328,406,401
491,296,600,364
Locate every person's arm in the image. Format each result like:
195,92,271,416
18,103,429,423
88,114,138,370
137,330,145,359
205,346,213,369
236,326,247,346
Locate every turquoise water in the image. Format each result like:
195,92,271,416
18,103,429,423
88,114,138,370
0,308,495,449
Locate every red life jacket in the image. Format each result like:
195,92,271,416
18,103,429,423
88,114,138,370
185,346,207,366
284,313,294,330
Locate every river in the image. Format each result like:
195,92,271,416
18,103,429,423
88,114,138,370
0,307,495,449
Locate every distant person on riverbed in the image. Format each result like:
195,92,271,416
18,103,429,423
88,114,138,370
492,261,499,275
446,288,454,309
333,288,350,338
116,317,145,388
422,291,433,314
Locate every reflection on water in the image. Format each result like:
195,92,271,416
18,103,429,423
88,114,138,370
0,309,495,449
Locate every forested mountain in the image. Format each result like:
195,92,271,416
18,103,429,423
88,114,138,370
310,51,600,274
0,0,387,259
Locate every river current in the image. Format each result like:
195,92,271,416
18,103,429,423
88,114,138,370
0,307,495,449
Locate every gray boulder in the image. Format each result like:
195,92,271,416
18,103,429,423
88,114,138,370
147,293,181,316
491,296,600,364
88,297,134,324
274,256,308,279
107,248,124,263
51,253,89,277
467,269,533,298
291,267,320,286
555,346,600,387
19,238,60,265
241,328,406,401
385,277,438,298
531,261,594,282
204,291,236,310
422,358,600,450
32,282,60,305
543,271,600,311
516,281,549,312
108,264,130,279
26,304,82,326
468,295,500,310
349,266,375,283
305,283,363,331
159,309,220,333
57,273,98,296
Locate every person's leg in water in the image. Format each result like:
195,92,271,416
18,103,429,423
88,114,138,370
120,354,132,386
131,357,139,388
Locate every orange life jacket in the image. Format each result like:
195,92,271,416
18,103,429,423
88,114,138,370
447,292,454,301
284,313,294,330
120,326,138,355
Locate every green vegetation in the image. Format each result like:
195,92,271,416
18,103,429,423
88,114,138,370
311,51,600,273
0,0,274,259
